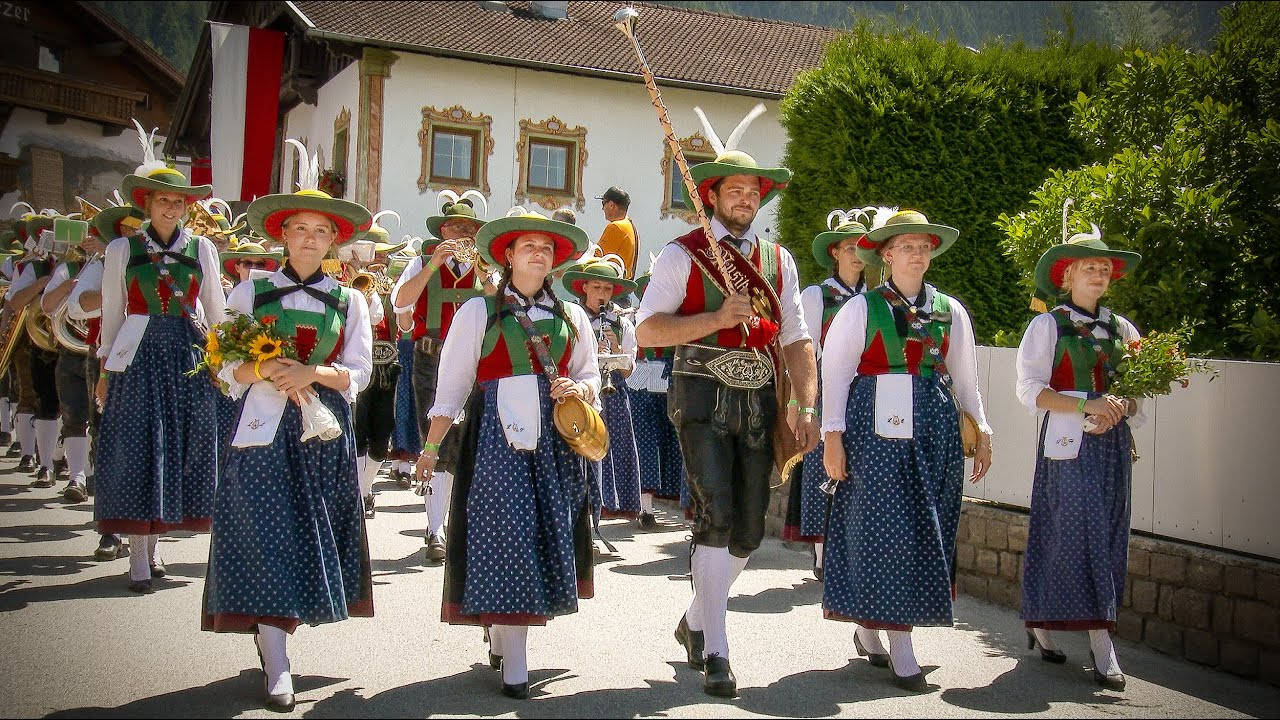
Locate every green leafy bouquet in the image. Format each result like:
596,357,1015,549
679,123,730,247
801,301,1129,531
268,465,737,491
189,310,296,395
1110,321,1217,399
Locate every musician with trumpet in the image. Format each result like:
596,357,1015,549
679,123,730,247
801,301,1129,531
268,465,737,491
390,191,495,564
564,257,642,524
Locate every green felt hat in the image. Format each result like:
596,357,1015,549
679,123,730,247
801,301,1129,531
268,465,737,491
120,166,212,210
360,210,408,255
856,209,959,268
477,208,588,272
24,213,57,244
813,209,872,269
248,189,372,247
0,229,22,255
681,104,790,215
425,191,487,239
90,205,146,241
563,258,636,299
1033,225,1141,300
220,241,284,282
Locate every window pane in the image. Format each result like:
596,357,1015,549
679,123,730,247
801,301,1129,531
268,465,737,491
671,157,705,209
529,141,568,191
432,130,474,180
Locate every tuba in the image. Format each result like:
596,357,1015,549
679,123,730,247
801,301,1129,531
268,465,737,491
0,304,30,374
23,299,57,352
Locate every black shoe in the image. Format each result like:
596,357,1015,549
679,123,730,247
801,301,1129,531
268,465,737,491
127,579,153,594
814,565,824,582
501,681,529,699
1090,650,1126,691
638,512,658,530
63,479,88,503
853,631,890,668
95,534,124,561
674,615,705,671
54,457,67,476
702,655,737,698
150,561,167,579
424,533,446,563
6,442,19,458
393,468,412,490
264,688,296,712
31,467,53,488
888,659,928,692
16,455,35,473
1026,629,1067,664
363,494,376,519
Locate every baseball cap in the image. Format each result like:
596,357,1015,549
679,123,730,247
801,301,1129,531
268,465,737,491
595,186,630,206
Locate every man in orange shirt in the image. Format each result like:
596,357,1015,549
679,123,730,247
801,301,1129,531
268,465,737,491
596,186,638,279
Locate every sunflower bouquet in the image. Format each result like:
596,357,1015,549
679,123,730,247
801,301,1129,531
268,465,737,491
1110,321,1218,399
191,310,296,393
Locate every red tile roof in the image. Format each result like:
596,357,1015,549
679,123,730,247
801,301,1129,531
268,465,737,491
288,1,840,96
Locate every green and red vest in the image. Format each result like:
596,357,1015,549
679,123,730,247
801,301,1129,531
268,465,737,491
857,286,952,377
475,295,574,383
412,258,483,341
673,228,783,348
17,256,54,281
817,281,861,347
124,232,202,318
1048,307,1122,393
251,278,349,366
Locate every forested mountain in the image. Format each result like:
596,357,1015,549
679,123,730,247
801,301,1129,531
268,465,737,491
93,1,209,74
651,1,1229,51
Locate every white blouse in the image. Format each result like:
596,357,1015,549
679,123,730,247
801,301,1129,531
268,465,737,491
588,304,638,371
428,286,601,421
1015,305,1146,426
68,258,104,321
821,287,991,435
217,269,373,404
801,278,860,362
390,256,479,315
40,262,74,311
97,229,227,360
3,261,38,301
635,217,810,348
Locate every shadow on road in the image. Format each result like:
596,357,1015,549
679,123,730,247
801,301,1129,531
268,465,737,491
44,669,347,718
0,569,193,613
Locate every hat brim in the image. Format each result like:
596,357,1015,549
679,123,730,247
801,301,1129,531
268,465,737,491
857,222,960,268
221,251,284,281
1034,245,1141,299
425,214,485,239
684,163,791,215
90,206,144,241
373,241,407,256
121,174,212,209
477,216,589,272
811,228,867,269
562,270,637,299
247,193,373,246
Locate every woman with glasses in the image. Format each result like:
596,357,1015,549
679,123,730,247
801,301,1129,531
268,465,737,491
820,210,992,691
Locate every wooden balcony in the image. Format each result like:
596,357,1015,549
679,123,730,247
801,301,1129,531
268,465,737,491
0,65,147,127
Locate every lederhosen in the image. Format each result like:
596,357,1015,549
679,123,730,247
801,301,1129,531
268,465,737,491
411,259,482,472
668,229,784,557
354,291,398,462
52,260,91,437
22,257,59,423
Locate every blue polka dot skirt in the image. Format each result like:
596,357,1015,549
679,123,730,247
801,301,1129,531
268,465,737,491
94,315,219,536
627,367,685,501
823,374,965,629
784,377,832,543
598,370,641,519
202,386,373,634
390,337,421,461
442,376,594,627
1021,415,1132,631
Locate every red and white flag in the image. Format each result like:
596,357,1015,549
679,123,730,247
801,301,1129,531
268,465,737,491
209,22,285,202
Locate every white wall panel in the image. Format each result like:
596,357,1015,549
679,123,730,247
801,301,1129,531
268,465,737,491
1152,366,1225,546
1218,362,1280,557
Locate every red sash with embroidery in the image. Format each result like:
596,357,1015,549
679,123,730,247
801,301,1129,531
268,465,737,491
673,231,782,353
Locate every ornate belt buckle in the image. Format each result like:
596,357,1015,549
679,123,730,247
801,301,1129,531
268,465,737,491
705,350,772,390
372,340,397,365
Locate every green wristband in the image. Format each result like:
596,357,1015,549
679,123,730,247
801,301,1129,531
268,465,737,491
787,399,799,408
1077,397,1087,414
422,441,441,454
801,407,817,416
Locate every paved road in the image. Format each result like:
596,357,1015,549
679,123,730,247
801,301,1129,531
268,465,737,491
1,463,1277,719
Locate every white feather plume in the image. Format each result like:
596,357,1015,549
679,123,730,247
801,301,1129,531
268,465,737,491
371,210,401,232
598,253,627,277
645,251,660,276
130,118,165,176
231,212,248,229
459,190,488,219
865,206,899,231
507,205,538,218
724,103,766,153
110,190,126,208
692,107,726,156
436,190,461,214
9,201,35,219
204,197,232,218
284,139,320,191
1061,198,1075,243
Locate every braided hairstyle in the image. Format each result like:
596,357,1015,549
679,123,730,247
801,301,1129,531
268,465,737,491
492,264,578,341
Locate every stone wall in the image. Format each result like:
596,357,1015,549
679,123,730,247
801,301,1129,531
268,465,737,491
954,500,1280,686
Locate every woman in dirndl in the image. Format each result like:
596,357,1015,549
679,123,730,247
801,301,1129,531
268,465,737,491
782,210,870,581
564,257,641,524
1016,225,1142,691
216,239,283,461
201,142,374,712
94,125,226,594
414,208,599,700
821,209,993,691
626,272,686,526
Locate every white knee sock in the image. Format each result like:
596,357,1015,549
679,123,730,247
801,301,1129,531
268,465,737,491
34,419,59,470
128,535,151,581
814,542,824,569
147,534,160,566
886,630,921,676
55,420,64,460
1089,629,1121,675
640,492,655,514
1033,628,1058,652
15,413,34,456
256,624,293,695
357,455,378,497
0,399,10,433
425,471,453,537
856,625,888,654
64,436,89,482
494,624,529,685
692,545,737,660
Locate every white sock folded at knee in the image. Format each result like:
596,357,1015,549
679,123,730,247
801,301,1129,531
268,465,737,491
34,419,59,470
256,624,293,695
15,413,34,457
887,629,921,676
64,436,89,482
128,535,151,581
493,624,528,685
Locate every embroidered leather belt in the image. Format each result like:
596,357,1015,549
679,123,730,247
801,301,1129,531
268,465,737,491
414,335,443,357
372,340,397,365
673,343,773,390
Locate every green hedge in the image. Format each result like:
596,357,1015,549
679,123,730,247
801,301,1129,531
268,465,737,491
778,25,1120,342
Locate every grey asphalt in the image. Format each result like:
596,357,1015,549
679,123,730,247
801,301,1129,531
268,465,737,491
1,463,1277,719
